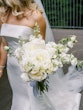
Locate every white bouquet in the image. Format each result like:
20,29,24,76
14,33,78,94
4,23,83,95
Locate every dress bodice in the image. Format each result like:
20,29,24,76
0,23,34,39
0,23,34,50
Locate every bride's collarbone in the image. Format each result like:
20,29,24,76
5,19,35,29
4,10,40,29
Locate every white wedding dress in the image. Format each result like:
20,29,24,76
0,23,83,110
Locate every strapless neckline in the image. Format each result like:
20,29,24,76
0,23,34,39
2,23,33,31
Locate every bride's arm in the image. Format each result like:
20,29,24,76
0,37,8,78
33,10,46,39
37,12,46,39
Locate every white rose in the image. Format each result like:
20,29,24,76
32,49,51,63
67,41,73,48
47,42,57,47
23,43,37,51
71,58,77,66
23,39,45,51
71,35,76,41
64,47,69,53
31,38,46,49
21,61,33,73
46,43,57,57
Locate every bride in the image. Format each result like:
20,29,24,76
0,0,83,110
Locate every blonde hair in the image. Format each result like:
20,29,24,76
0,0,41,22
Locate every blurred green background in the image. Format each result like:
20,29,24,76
41,0,83,29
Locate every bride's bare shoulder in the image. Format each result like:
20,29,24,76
25,8,46,39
